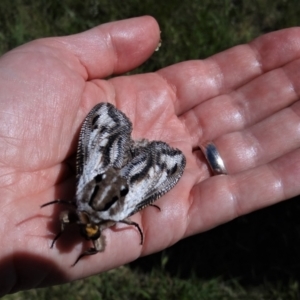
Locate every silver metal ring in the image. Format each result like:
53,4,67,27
200,142,227,175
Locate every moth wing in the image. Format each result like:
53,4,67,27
120,141,186,217
76,103,132,181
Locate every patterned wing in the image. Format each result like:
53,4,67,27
76,102,132,182
118,141,186,219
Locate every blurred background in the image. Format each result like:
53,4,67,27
2,0,300,299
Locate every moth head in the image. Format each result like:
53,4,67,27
77,211,100,241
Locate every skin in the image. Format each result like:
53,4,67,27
1,16,300,295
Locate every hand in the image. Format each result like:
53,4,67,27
1,16,300,295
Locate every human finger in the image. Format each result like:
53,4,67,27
182,57,300,147
187,147,300,236
157,27,300,115
19,16,160,80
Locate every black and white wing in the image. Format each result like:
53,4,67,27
76,102,132,181
117,141,186,220
75,102,185,224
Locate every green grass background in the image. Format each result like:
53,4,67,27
2,0,300,299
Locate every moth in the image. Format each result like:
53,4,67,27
42,102,186,265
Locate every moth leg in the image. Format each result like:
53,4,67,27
72,235,106,266
41,199,77,247
50,231,62,249
41,199,76,208
51,210,78,248
120,218,144,245
72,248,98,267
150,204,161,211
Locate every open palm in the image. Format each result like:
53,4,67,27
1,16,300,295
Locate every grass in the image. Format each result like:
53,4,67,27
1,0,300,299
2,1,300,63
3,265,300,300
